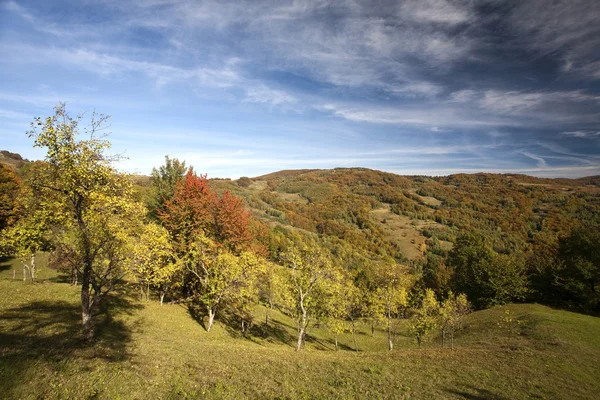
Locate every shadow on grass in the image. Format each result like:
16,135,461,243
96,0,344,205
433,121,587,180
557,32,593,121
0,256,13,272
0,292,142,399
444,385,511,400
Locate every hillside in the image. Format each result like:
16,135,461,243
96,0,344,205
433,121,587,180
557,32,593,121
0,150,29,170
1,264,599,399
207,168,600,265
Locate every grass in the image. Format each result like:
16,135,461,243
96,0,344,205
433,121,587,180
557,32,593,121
1,263,599,399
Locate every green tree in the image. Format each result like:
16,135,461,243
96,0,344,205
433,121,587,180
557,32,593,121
449,233,527,309
149,156,188,219
556,228,600,312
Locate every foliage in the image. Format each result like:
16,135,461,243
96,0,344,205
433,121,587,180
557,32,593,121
449,233,527,309
183,234,263,332
126,223,180,304
149,155,188,219
24,103,141,339
409,289,440,346
439,292,470,349
281,237,339,351
0,163,21,232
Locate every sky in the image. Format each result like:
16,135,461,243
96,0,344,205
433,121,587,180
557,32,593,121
1,0,600,179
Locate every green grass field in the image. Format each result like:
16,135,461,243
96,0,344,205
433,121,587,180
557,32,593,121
1,258,599,399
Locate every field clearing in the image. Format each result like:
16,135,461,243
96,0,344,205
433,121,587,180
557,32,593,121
1,265,599,399
408,189,443,207
274,191,308,204
371,205,441,259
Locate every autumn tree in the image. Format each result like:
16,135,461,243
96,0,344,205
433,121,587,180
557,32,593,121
26,103,142,340
370,258,412,351
323,274,360,351
0,163,21,232
281,238,336,352
127,223,180,304
439,292,470,350
160,170,256,254
408,289,440,347
258,261,289,326
184,234,262,332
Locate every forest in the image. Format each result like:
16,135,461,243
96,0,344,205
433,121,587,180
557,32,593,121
1,105,599,399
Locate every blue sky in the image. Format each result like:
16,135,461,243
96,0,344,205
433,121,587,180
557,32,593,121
1,0,600,178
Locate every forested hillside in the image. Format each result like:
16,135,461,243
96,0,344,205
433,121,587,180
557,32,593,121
208,167,600,313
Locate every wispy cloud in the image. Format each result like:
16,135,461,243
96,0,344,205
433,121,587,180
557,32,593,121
562,130,600,138
1,0,599,178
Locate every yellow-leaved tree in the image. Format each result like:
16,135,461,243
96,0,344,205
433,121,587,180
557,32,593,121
127,222,180,305
25,103,143,340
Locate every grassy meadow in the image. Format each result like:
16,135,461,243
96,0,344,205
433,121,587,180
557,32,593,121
1,257,599,399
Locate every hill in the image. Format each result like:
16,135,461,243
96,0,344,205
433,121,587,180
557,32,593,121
207,168,600,265
1,263,599,399
0,150,29,170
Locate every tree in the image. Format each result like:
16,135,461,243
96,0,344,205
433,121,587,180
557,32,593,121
0,163,21,232
26,103,141,340
184,234,262,332
161,170,256,254
408,289,440,347
449,233,527,309
556,228,600,312
160,169,212,251
127,223,180,304
370,258,412,351
281,238,335,352
324,275,361,351
149,156,188,219
439,292,470,350
258,261,288,326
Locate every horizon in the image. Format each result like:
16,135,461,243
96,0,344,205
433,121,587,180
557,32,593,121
1,1,600,179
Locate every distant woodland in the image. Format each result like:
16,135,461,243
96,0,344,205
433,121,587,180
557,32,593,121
1,104,599,351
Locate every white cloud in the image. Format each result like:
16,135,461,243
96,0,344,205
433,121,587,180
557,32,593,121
562,130,600,138
521,151,548,168
244,85,297,106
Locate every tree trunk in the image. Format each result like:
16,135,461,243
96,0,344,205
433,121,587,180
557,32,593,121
265,307,270,326
442,326,446,349
296,311,307,352
81,252,94,341
351,319,358,352
207,308,216,332
334,334,339,351
23,263,27,282
160,292,165,306
387,315,393,351
147,283,150,302
81,282,93,341
30,254,36,282
371,320,375,337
